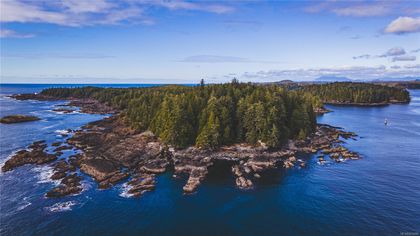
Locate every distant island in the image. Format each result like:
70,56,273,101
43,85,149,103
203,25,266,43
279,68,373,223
0,115,41,124
300,82,410,105
2,81,410,197
314,76,352,82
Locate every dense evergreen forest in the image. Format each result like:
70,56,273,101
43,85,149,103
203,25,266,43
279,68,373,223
41,81,318,149
40,81,409,149
300,82,410,104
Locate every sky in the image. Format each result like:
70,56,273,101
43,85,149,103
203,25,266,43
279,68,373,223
0,0,420,84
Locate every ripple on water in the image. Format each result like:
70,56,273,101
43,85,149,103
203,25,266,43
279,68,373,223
17,197,32,211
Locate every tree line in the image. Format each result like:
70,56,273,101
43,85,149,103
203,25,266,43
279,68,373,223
300,82,410,104
40,81,409,149
41,82,317,149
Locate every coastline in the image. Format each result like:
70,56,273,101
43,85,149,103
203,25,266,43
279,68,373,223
2,93,361,198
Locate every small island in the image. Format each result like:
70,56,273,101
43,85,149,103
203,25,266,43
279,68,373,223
1,82,410,197
0,115,41,124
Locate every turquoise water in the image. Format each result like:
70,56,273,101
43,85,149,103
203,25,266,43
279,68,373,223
1,84,419,235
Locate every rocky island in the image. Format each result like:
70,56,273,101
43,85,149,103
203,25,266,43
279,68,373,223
0,115,41,124
3,81,407,198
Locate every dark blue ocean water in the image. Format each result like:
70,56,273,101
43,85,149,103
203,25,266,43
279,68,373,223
1,84,419,235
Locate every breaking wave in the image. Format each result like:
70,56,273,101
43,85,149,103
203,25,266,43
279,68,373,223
45,201,77,212
119,182,134,198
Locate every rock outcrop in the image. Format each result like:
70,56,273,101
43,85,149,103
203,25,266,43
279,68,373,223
0,115,41,124
46,173,83,198
2,113,360,198
1,141,57,172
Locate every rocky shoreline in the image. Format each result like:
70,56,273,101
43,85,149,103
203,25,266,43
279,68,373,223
1,94,361,198
10,93,116,114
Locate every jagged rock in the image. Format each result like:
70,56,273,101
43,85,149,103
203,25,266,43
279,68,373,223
235,176,253,189
127,174,156,197
51,171,67,180
283,160,294,168
46,174,82,198
98,172,129,189
2,141,57,172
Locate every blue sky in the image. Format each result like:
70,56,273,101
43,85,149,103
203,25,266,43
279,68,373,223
1,0,420,83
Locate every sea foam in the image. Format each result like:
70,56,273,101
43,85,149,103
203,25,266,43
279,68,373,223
45,201,77,212
119,182,134,198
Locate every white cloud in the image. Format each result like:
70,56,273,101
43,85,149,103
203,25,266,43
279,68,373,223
392,55,416,62
60,0,114,14
141,0,234,14
0,0,234,27
384,16,420,34
0,29,35,38
1,0,71,25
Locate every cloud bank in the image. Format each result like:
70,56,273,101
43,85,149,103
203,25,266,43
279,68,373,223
232,65,420,82
0,0,234,27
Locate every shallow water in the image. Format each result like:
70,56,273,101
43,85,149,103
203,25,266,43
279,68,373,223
1,84,419,235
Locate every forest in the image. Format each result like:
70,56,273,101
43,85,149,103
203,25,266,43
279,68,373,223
40,81,409,149
41,81,317,149
299,82,410,104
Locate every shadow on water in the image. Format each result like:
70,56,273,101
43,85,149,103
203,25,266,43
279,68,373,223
205,159,237,185
204,159,290,189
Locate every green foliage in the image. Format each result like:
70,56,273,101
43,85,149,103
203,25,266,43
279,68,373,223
41,83,318,149
301,82,410,104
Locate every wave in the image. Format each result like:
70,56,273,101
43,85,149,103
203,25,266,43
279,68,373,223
119,182,134,198
45,201,76,212
72,180,92,196
41,124,61,130
17,197,32,211
54,129,71,135
32,166,60,186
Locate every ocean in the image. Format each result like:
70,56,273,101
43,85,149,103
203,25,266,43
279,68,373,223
1,84,419,235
